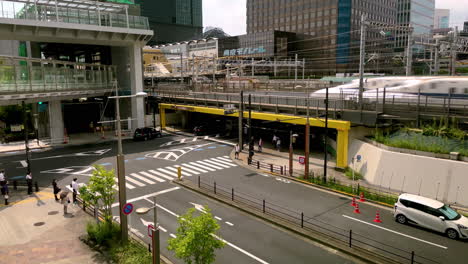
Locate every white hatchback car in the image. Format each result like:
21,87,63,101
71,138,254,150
394,193,468,240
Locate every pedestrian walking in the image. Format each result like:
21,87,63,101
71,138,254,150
276,138,281,152
0,170,6,187
26,172,32,195
272,135,277,146
60,191,70,215
71,178,78,204
2,180,9,205
52,179,61,201
258,138,263,152
234,144,240,159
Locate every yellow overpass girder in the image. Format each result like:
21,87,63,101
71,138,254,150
159,104,350,168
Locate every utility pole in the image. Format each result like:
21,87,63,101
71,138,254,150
22,101,31,173
248,94,252,145
180,53,184,84
406,24,413,76
451,26,458,76
434,38,440,75
238,91,244,150
294,53,298,88
152,196,160,264
304,95,310,179
323,86,329,183
289,130,293,177
358,14,367,107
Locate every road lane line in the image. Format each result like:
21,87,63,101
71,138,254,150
188,162,216,172
144,198,269,264
195,160,225,170
111,187,180,207
165,166,192,176
170,233,177,238
125,176,146,187
114,177,135,189
192,137,198,142
157,168,179,177
148,170,174,181
139,171,165,182
174,165,200,175
130,173,156,184
209,157,237,167
181,163,208,173
223,155,230,158
217,157,233,162
215,216,222,221
20,160,28,167
203,159,231,169
225,222,234,226
159,226,167,232
342,215,448,250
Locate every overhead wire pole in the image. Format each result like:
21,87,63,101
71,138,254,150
358,14,367,109
304,93,310,179
451,26,459,76
323,85,329,183
406,24,413,76
238,91,244,150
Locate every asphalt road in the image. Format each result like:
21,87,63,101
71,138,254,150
0,134,355,264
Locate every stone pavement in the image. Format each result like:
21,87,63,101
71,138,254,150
0,188,102,264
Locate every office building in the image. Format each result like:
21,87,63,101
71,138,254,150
246,0,397,74
434,9,450,29
136,0,203,44
396,0,435,49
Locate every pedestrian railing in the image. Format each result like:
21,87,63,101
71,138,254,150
247,157,286,175
196,177,440,264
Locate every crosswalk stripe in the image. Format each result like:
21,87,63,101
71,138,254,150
202,159,231,169
157,168,179,177
204,136,209,139
189,162,216,171
125,176,146,187
209,157,237,167
222,155,230,158
175,165,200,175
148,170,174,181
217,157,233,162
130,173,155,184
115,178,135,189
166,166,192,177
182,163,208,173
192,137,198,142
185,162,213,172
194,160,225,170
138,171,165,183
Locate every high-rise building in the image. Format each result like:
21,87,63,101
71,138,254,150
396,0,435,48
246,0,397,74
433,9,450,29
136,0,203,44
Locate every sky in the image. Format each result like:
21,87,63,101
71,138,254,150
203,0,467,36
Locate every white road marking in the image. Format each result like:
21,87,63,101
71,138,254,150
209,157,237,167
204,136,209,139
20,160,28,167
195,160,225,170
188,162,216,172
125,176,146,187
157,168,178,177
114,177,135,189
259,173,270,178
130,173,155,184
159,226,167,232
342,215,448,250
74,167,95,175
180,139,186,143
181,163,209,173
203,159,231,169
215,216,222,221
223,155,230,158
212,234,270,264
170,233,177,238
208,138,235,146
166,166,192,177
217,157,233,162
190,202,207,213
174,165,200,175
139,171,165,183
148,170,174,181
192,137,198,142
225,222,234,226
111,187,180,207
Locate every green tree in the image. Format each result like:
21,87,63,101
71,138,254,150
80,165,116,223
168,206,225,264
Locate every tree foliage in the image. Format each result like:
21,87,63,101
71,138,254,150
168,206,225,264
80,165,116,223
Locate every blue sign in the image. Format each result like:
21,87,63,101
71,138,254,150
223,46,266,56
123,203,134,215
356,155,362,162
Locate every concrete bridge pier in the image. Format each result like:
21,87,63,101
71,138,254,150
48,100,64,144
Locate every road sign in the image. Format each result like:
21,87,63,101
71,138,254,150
298,156,305,165
356,155,362,162
123,203,134,215
148,224,155,238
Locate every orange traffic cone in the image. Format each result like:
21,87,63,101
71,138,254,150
373,210,382,223
351,196,357,207
354,203,361,214
359,192,366,202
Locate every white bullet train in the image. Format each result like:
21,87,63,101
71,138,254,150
312,77,468,105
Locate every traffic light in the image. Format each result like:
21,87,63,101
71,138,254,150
38,102,43,105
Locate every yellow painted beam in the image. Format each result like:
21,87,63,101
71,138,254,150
336,129,349,168
160,104,166,129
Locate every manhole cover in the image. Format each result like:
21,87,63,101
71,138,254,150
48,211,59,215
33,222,45,226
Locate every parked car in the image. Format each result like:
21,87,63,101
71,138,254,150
133,127,161,141
394,193,468,240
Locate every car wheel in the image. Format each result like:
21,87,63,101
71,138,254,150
446,229,459,240
396,214,407,224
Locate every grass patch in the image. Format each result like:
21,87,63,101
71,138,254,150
344,168,363,180
109,239,152,264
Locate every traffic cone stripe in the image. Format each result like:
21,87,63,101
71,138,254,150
373,211,382,223
351,197,357,207
359,192,366,202
353,203,361,214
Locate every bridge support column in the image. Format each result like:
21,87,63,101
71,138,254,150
336,129,349,169
160,105,166,129
129,44,145,130
48,100,64,144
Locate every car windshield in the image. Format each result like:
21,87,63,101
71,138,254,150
438,205,461,220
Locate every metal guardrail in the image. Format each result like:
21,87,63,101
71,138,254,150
196,177,440,264
247,157,286,175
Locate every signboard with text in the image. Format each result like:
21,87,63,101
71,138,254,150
223,46,267,56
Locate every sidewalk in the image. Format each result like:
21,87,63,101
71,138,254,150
0,188,102,264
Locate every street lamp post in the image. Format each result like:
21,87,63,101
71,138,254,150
136,196,160,264
109,90,147,244
323,85,329,183
22,101,31,173
289,131,299,177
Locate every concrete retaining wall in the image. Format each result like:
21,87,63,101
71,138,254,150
349,139,468,207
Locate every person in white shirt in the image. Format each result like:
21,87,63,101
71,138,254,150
0,170,5,186
71,178,78,204
234,144,240,159
26,172,32,194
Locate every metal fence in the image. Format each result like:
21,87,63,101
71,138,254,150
247,157,287,175
196,177,440,264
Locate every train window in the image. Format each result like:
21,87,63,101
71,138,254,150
449,88,456,94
